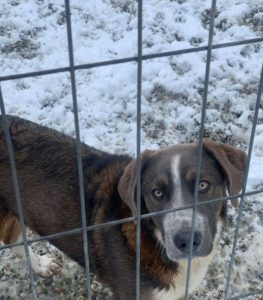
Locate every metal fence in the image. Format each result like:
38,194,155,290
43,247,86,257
0,0,262,299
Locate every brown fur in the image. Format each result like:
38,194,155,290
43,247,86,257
0,213,21,244
122,217,178,288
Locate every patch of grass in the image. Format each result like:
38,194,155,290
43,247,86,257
0,38,40,59
242,6,263,34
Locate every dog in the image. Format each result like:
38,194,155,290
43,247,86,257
0,115,246,299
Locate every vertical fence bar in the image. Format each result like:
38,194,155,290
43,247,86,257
0,85,37,300
224,63,263,299
184,0,217,299
64,1,92,299
136,1,143,299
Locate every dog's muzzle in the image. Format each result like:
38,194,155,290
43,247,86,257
163,211,212,261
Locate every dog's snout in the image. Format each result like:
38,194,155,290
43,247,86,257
174,231,202,254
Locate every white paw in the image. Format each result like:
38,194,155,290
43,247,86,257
32,254,63,277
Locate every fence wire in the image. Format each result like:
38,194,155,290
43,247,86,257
184,0,217,298
0,0,263,300
224,63,263,299
64,0,93,299
135,0,143,298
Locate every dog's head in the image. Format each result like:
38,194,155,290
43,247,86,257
118,141,246,261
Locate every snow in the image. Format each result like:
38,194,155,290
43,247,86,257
0,0,262,299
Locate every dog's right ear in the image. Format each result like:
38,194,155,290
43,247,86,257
203,140,246,208
118,150,153,218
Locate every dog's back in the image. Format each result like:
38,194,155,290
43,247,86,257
0,116,114,262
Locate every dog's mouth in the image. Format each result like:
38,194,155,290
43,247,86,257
166,243,214,261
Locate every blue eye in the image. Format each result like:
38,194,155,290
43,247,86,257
152,188,164,199
198,181,209,192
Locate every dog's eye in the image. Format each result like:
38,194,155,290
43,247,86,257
152,189,164,199
198,180,209,192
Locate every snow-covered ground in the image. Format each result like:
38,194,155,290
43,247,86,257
0,0,262,299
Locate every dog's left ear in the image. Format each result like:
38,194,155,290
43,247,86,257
118,150,153,218
203,140,247,208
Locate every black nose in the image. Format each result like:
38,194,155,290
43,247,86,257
174,231,202,254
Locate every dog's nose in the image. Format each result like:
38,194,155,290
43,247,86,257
174,231,202,254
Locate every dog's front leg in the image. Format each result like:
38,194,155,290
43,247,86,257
1,214,62,277
12,233,63,277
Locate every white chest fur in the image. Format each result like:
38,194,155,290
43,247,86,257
152,254,214,300
152,221,222,300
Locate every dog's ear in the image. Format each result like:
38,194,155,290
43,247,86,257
118,159,137,217
203,140,247,208
118,150,153,217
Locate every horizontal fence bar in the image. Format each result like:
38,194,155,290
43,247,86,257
0,37,262,82
0,66,70,82
1,188,262,252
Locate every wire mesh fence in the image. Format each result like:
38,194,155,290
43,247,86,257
0,0,263,299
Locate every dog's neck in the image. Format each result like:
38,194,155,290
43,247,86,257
121,206,178,290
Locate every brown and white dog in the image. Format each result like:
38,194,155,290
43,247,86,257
0,115,246,300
